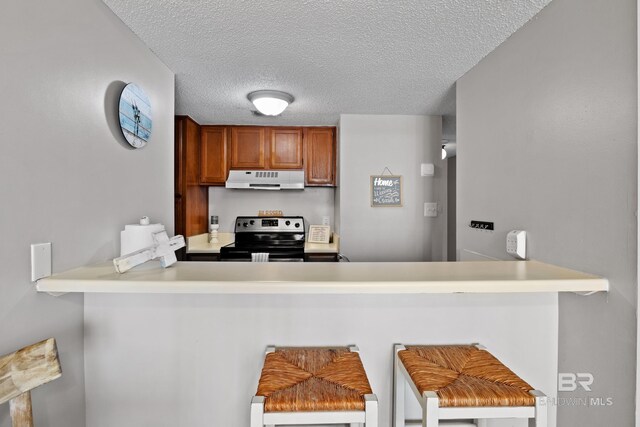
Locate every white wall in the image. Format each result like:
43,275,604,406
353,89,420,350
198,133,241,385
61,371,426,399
456,0,636,425
338,115,445,261
208,187,335,233
0,1,174,426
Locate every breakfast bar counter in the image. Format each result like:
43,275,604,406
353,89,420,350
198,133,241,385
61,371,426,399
36,259,608,295
44,260,607,427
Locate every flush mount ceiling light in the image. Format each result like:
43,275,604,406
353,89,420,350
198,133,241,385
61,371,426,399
247,90,294,116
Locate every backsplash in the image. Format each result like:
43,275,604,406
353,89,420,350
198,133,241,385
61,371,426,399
208,187,335,233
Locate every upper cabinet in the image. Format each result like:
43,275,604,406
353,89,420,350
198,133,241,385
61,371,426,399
304,127,336,186
200,126,228,185
230,127,266,169
269,127,303,169
189,121,336,187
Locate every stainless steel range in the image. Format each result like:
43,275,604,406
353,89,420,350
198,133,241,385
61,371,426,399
220,216,305,262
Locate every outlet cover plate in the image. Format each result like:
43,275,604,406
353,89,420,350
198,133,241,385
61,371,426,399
31,242,52,282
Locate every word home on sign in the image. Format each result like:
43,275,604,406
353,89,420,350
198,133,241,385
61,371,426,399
370,175,402,207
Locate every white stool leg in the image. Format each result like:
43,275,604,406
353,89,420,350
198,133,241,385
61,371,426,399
422,391,439,427
393,345,405,427
365,394,378,427
529,390,547,427
250,396,265,427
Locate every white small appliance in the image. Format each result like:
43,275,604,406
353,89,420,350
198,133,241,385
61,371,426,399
225,170,304,190
120,216,165,256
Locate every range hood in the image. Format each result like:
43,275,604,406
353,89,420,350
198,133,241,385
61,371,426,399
225,170,305,190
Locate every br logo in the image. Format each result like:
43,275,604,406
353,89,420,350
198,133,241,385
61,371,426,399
558,373,594,392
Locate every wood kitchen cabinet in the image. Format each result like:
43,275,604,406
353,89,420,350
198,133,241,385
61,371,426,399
180,119,336,188
268,127,303,169
230,126,267,169
175,116,208,260
304,127,336,186
200,126,228,185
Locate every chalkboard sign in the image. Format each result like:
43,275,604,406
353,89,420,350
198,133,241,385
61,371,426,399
370,175,402,207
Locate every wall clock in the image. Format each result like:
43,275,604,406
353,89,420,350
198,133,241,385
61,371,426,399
118,83,152,148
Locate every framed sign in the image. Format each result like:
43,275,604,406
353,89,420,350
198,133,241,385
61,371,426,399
308,225,331,244
370,175,402,207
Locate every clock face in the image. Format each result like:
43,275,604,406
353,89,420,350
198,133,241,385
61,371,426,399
118,83,152,149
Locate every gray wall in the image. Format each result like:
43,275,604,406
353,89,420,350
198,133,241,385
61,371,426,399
446,157,457,261
338,115,445,262
208,187,335,233
0,1,174,426
84,293,559,427
456,0,636,424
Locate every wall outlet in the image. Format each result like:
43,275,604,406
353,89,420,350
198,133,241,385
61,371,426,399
31,242,52,282
506,230,527,260
424,202,438,217
322,216,330,226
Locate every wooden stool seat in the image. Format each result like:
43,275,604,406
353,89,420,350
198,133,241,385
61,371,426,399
398,345,535,408
394,344,547,427
252,346,378,427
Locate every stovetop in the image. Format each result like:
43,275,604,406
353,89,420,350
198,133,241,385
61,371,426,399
220,216,306,261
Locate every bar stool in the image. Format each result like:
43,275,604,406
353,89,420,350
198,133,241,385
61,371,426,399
251,345,378,427
393,344,547,427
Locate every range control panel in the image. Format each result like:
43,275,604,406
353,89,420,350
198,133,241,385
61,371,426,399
234,216,305,233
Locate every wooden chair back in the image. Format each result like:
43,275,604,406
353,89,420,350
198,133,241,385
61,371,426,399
0,338,62,427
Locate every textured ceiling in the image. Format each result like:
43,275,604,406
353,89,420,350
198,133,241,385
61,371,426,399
103,0,552,126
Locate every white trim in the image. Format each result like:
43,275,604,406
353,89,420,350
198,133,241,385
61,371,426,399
251,396,265,427
439,406,534,419
263,411,365,425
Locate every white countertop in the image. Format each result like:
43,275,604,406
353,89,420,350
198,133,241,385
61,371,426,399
36,260,608,295
186,233,235,253
186,233,340,254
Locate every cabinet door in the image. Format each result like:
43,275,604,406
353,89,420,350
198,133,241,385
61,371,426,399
269,127,303,169
175,116,208,247
304,127,336,186
200,126,228,184
230,127,266,169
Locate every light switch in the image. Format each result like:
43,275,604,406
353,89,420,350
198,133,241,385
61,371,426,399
421,163,434,177
424,202,438,217
31,242,52,282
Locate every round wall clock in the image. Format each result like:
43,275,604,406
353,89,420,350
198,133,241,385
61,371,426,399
118,83,152,148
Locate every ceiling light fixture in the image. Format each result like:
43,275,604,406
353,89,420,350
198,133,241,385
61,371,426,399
247,90,294,116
